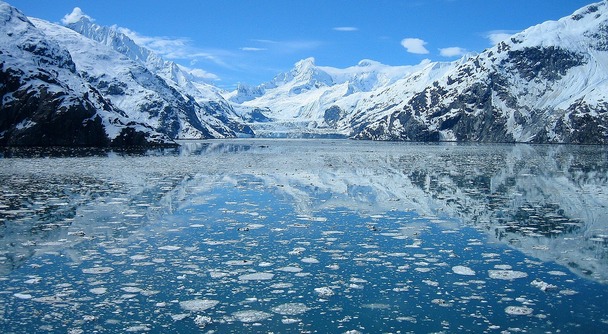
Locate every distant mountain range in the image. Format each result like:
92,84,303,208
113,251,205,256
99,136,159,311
1,0,607,146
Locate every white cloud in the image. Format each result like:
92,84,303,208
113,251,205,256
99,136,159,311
401,38,429,54
188,68,220,81
439,46,467,57
117,27,234,68
61,7,93,25
253,39,323,54
240,47,267,52
485,30,518,45
333,26,359,32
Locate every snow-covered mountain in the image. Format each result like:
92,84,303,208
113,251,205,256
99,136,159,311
356,1,608,143
230,2,608,143
62,11,253,138
226,57,434,137
0,2,252,146
0,2,173,146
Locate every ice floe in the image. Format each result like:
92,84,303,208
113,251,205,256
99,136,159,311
314,286,335,298
238,272,274,281
179,299,220,312
89,287,107,295
232,310,272,322
82,267,114,274
193,315,212,328
452,265,476,276
530,279,557,291
505,306,534,316
488,270,528,280
271,303,310,315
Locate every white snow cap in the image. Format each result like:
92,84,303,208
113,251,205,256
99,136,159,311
61,7,92,25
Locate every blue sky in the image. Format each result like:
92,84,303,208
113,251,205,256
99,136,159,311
7,0,595,89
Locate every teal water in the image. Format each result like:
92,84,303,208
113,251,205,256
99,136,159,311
0,140,607,333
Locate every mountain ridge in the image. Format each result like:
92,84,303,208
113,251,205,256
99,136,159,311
1,1,607,145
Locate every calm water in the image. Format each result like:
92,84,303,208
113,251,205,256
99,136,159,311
0,140,607,333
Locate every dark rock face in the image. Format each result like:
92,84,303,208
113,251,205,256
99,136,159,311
0,3,180,147
356,42,607,144
323,106,344,127
505,46,585,81
247,108,272,123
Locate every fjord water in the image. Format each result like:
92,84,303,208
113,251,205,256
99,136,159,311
0,140,607,333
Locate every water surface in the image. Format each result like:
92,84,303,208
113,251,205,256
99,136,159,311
1,140,607,333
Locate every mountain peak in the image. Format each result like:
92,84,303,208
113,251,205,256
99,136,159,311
61,7,93,25
294,57,316,72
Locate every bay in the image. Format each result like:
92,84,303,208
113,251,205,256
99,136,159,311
0,139,606,333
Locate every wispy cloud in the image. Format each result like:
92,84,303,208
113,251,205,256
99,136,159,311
439,46,467,57
401,38,429,54
333,26,359,32
485,30,518,45
117,27,235,69
252,39,323,54
240,47,267,52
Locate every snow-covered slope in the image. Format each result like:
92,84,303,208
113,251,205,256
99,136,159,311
0,2,174,146
226,58,434,137
230,2,608,143
61,10,252,138
356,1,608,143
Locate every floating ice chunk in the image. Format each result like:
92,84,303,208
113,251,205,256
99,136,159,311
179,299,219,312
158,245,181,251
171,314,189,321
125,325,151,332
505,306,533,315
239,272,274,281
271,283,294,289
278,266,303,273
90,287,107,295
530,279,557,292
423,280,439,287
431,299,453,307
121,287,143,293
559,289,578,296
33,296,63,304
314,287,335,298
548,271,567,276
301,257,319,264
281,318,301,324
271,303,310,315
209,271,229,278
362,303,391,309
225,260,254,266
232,310,272,322
82,267,114,274
14,293,33,299
289,247,306,255
452,266,476,276
494,264,512,270
194,315,212,328
130,255,148,261
488,270,528,280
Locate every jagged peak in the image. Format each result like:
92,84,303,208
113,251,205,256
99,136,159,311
570,1,608,21
294,57,316,70
61,7,94,25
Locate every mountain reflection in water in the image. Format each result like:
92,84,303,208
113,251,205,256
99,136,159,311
1,140,606,282
0,140,607,333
